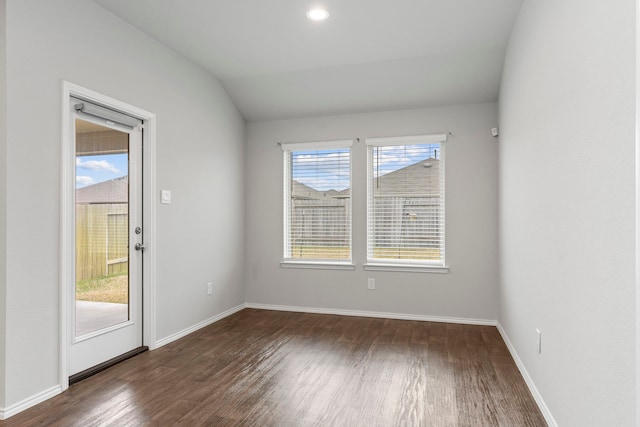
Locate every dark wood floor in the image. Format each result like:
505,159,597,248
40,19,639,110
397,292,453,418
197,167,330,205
1,309,547,426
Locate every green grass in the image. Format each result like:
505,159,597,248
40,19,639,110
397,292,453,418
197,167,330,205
290,246,441,261
372,247,441,260
76,272,128,304
290,246,350,259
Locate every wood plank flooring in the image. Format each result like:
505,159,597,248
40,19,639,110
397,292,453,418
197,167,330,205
1,309,547,426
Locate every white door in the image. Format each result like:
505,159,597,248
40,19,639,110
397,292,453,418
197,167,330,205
68,99,144,376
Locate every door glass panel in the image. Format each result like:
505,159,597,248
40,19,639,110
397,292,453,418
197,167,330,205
75,118,130,337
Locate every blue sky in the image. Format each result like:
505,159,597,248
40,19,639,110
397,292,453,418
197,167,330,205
76,153,128,188
372,144,439,178
292,149,350,192
292,143,439,191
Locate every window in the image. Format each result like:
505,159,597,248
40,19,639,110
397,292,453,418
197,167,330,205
282,140,353,264
366,134,447,267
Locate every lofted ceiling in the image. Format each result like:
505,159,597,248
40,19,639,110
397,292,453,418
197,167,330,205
93,0,523,122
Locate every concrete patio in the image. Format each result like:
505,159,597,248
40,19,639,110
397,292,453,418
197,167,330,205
76,300,128,336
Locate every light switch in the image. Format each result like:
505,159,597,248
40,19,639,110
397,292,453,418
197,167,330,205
161,190,171,204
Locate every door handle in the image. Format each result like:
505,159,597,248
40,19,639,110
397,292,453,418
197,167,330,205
135,243,145,251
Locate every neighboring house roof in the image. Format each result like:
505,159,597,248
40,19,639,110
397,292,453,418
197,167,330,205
291,180,320,199
292,180,351,200
292,158,440,200
374,158,441,197
76,176,128,204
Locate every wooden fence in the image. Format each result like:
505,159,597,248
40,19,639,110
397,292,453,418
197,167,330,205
372,196,441,248
291,198,350,250
76,203,128,281
290,196,441,260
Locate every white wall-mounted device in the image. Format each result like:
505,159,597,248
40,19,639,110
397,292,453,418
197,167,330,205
161,189,172,204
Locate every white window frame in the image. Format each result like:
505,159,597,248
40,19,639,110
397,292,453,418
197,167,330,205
364,134,449,273
281,139,355,270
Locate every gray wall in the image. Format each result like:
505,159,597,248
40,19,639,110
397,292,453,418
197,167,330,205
246,103,499,321
4,0,245,407
499,0,635,425
0,0,6,410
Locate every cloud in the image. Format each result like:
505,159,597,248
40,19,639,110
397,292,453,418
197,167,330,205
76,158,120,174
373,144,438,177
76,176,96,188
289,143,439,189
292,150,351,191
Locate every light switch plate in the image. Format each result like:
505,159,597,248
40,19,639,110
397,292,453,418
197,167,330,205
161,189,171,204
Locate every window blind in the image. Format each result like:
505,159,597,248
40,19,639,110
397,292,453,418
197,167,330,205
281,140,353,262
366,134,446,265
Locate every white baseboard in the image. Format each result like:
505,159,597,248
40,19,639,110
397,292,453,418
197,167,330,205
496,322,557,427
245,303,497,326
0,385,62,420
154,303,245,348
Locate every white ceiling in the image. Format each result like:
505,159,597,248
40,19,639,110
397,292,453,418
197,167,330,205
94,0,523,122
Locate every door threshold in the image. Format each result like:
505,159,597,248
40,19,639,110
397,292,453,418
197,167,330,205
69,346,148,385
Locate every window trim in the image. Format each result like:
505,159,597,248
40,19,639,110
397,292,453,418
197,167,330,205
365,133,448,268
281,139,354,265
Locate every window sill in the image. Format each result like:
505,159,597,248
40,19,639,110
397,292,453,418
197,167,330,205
363,263,449,274
280,261,356,271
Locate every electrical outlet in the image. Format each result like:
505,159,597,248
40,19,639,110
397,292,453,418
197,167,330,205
207,282,213,295
536,329,541,354
367,278,375,290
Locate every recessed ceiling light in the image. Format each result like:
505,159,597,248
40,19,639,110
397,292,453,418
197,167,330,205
306,9,330,21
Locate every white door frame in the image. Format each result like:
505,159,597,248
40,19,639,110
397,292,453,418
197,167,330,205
636,0,640,421
60,81,157,391
636,0,640,423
